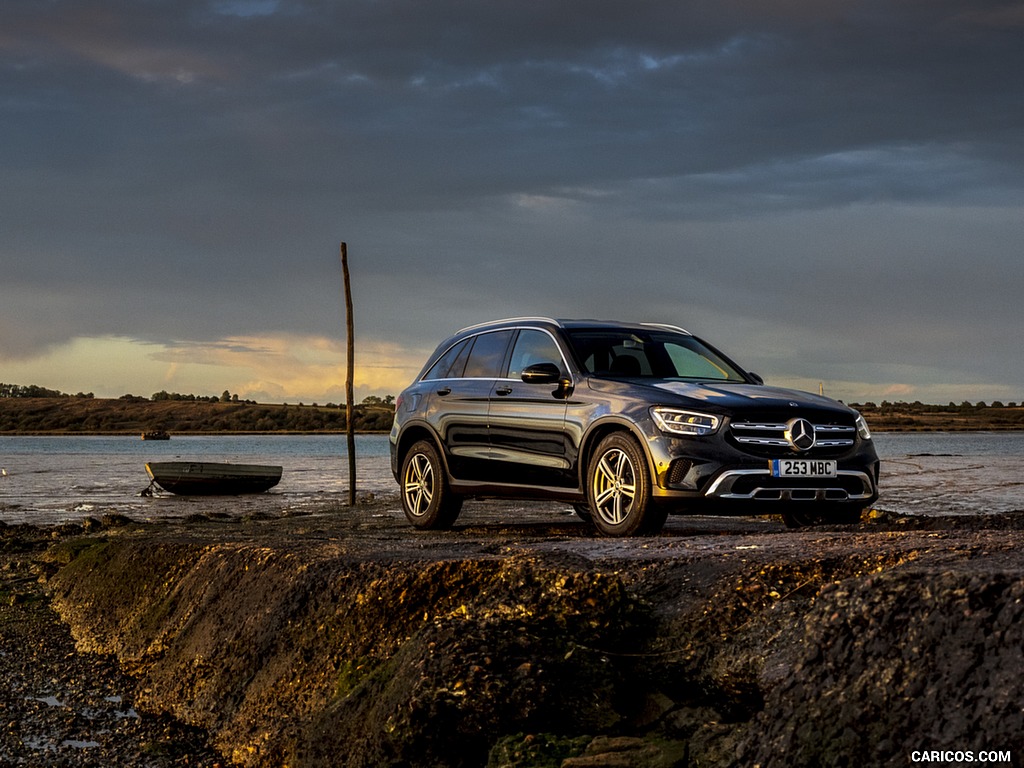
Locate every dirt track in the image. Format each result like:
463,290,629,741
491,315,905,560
5,498,1024,767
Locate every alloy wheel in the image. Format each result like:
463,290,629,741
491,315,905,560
592,447,637,525
403,453,434,518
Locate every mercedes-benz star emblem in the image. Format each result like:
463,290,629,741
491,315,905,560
785,418,816,452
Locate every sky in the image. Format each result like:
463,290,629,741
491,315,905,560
2,0,1022,406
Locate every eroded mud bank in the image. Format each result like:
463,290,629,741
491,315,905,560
42,501,1024,767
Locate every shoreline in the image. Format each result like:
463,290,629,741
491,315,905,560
0,430,391,437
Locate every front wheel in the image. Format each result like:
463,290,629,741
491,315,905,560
586,433,663,536
782,505,865,528
400,440,462,530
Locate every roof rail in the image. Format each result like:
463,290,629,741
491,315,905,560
640,322,691,335
456,316,560,334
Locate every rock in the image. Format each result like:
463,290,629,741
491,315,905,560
561,735,687,767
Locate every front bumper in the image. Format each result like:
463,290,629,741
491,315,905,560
644,424,880,510
703,468,876,502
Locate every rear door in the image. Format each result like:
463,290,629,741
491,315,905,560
428,330,514,481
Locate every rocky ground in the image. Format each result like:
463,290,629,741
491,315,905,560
3,498,1024,767
0,520,223,767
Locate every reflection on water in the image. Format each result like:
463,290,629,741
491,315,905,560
0,434,394,525
1,432,1022,525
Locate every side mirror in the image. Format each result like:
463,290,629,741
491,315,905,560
748,372,764,385
521,362,562,384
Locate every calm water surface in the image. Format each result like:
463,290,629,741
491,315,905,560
872,432,1024,516
0,434,393,525
1,432,1021,525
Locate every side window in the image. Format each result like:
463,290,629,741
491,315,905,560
508,330,566,380
609,343,651,377
463,330,514,378
422,339,470,380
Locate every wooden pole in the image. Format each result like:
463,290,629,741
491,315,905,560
341,242,356,505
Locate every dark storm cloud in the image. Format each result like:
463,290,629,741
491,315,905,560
1,0,1022,397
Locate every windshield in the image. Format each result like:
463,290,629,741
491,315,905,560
565,329,748,382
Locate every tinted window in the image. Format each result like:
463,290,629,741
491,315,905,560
508,330,566,380
566,329,745,381
423,339,470,380
463,331,514,378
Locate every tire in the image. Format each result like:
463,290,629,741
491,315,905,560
586,433,663,536
572,503,594,524
400,440,463,530
783,504,864,528
781,509,822,529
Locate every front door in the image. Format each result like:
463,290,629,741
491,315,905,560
486,329,573,488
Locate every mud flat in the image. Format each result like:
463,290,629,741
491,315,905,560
5,498,1024,767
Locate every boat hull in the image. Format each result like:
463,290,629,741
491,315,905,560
145,461,282,495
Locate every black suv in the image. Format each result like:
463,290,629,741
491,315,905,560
390,318,879,536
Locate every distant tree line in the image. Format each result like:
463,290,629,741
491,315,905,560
1,383,394,408
151,390,258,404
850,400,1019,411
0,383,94,399
0,389,397,433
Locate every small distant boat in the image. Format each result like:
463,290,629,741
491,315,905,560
141,430,171,440
145,461,282,495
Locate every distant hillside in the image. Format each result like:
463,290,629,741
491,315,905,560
0,397,394,434
0,395,1021,435
851,401,1024,431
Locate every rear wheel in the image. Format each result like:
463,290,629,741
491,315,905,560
586,433,663,536
400,440,462,530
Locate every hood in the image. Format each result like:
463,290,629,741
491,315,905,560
642,380,853,415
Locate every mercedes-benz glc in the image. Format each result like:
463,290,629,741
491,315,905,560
390,318,879,536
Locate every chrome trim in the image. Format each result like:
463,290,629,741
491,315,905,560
730,421,855,449
703,469,875,501
422,324,573,383
639,322,692,335
456,316,560,334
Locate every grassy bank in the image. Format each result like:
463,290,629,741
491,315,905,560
852,401,1024,431
0,397,394,435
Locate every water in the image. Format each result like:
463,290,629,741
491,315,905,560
872,432,1024,516
0,434,394,525
1,432,1021,526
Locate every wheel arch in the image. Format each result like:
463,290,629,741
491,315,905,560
395,423,447,472
578,418,657,489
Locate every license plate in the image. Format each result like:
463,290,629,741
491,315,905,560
770,459,837,478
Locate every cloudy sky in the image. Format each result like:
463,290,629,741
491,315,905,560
2,0,1022,405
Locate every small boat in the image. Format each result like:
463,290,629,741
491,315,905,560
141,430,171,440
145,461,282,495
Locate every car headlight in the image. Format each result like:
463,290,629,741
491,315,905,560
651,407,721,436
854,412,872,441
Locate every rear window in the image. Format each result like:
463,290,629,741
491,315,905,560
423,339,471,380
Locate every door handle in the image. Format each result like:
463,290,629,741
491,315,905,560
495,386,513,396
436,387,451,396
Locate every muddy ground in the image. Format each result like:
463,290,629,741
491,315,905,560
3,498,1024,767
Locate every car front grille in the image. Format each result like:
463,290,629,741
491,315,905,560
729,420,856,456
